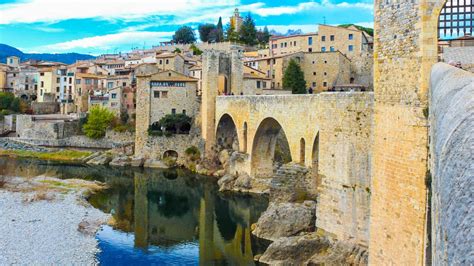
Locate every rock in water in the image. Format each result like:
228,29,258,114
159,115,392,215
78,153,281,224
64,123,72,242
259,232,330,265
143,159,169,169
234,173,252,189
252,201,316,241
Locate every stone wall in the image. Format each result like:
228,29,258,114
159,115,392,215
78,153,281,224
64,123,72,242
16,115,80,139
442,47,474,72
139,134,204,165
10,135,131,149
105,130,135,144
215,92,373,245
31,102,60,114
369,0,445,263
429,63,474,265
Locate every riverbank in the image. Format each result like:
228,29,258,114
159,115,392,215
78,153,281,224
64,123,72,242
0,175,110,264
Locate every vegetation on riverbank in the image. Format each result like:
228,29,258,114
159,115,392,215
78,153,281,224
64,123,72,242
0,149,92,162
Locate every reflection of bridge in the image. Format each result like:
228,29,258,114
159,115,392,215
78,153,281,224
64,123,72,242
207,92,374,246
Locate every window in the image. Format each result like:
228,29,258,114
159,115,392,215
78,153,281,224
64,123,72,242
153,91,160,98
321,47,326,52
161,91,168,98
159,60,163,64
330,46,335,52
324,72,327,76
324,60,327,64
69,77,72,83
182,109,186,115
40,73,44,76
85,79,92,85
330,35,335,41
56,87,60,92
348,45,354,52
323,82,327,87
313,72,316,76
166,59,169,64
76,79,81,84
40,89,43,96
308,48,313,52
349,34,353,40
107,82,113,89
56,77,60,83
263,82,267,88
41,81,44,88
308,37,313,45
63,77,67,82
321,36,326,41
122,82,126,87
35,84,38,90
13,73,16,77
312,82,316,87
257,81,261,88
171,108,176,114
25,84,29,90
111,93,117,99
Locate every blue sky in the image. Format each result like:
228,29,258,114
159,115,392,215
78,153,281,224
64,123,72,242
0,0,374,55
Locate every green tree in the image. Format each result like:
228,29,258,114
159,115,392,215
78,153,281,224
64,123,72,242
189,44,203,55
172,26,196,44
9,98,21,112
83,106,115,139
225,23,239,42
198,23,216,42
283,59,307,94
0,92,14,110
238,13,257,45
216,17,224,42
156,113,192,134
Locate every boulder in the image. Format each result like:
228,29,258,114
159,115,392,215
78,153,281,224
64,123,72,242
109,155,131,167
218,149,231,167
252,201,316,241
218,174,236,191
143,159,169,169
259,232,330,265
130,157,144,167
234,173,252,189
87,153,112,165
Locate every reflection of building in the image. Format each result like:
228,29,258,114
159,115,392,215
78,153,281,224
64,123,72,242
90,169,268,264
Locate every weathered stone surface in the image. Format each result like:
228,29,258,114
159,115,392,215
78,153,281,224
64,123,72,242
258,232,330,265
130,157,144,167
218,149,231,167
143,159,168,169
81,152,102,163
430,63,474,265
252,201,316,241
217,174,236,191
109,155,131,167
270,163,312,202
234,173,251,189
86,154,112,166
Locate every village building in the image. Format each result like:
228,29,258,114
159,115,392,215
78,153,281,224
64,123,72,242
155,53,186,74
74,73,107,113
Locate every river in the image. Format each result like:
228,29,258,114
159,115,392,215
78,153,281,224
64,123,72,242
0,157,269,265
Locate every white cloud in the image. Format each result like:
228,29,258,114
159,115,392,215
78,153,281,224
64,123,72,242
0,0,239,24
31,31,174,53
33,25,64,33
254,0,373,17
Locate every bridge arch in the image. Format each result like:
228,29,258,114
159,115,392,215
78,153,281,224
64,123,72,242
250,117,292,178
216,113,240,153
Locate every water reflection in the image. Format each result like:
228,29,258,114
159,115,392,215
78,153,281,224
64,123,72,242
0,157,269,265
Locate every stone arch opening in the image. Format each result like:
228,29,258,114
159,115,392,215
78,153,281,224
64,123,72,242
251,117,292,178
20,94,28,100
163,150,178,163
216,114,239,153
243,122,248,153
300,138,306,164
312,133,320,189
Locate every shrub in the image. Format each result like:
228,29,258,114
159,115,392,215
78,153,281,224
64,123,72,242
0,92,14,110
83,106,115,139
185,146,201,161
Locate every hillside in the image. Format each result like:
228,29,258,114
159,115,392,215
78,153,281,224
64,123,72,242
0,44,95,65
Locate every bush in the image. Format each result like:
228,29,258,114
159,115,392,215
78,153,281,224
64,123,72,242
0,92,14,110
83,106,115,139
185,146,201,161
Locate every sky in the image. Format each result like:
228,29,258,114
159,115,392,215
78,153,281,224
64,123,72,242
0,0,374,55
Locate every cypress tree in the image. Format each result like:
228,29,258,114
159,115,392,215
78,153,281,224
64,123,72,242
283,59,307,94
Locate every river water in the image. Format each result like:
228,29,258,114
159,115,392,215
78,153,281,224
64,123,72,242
0,157,269,265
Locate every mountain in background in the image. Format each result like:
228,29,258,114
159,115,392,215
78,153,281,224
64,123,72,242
0,44,95,65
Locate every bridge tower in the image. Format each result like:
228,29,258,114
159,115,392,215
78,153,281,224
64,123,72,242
201,50,243,160
370,0,446,264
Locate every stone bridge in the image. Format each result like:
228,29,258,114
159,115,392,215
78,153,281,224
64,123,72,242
213,92,374,245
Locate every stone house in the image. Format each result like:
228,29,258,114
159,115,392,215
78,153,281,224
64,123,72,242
36,65,68,103
155,53,186,74
269,33,319,56
74,73,107,113
243,65,272,95
146,70,198,125
4,64,39,101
